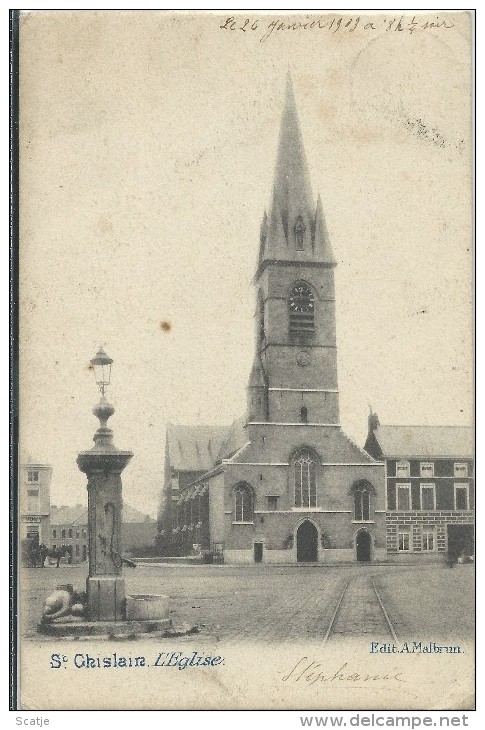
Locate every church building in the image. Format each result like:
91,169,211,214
158,76,387,564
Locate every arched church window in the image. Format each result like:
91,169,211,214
295,216,305,250
293,450,317,508
300,406,308,423
289,282,315,334
353,482,372,521
234,483,254,523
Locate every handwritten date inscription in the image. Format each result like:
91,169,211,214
220,15,455,43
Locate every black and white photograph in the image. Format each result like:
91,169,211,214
14,9,474,712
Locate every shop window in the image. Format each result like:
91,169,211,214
422,528,435,551
398,529,410,551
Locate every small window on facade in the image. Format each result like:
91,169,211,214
234,484,254,523
294,450,317,508
52,529,57,538
396,461,410,478
52,544,57,551
267,496,278,511
76,530,80,539
420,483,435,511
300,406,308,423
454,463,468,478
420,462,434,478
68,528,73,538
27,471,39,482
295,216,305,250
398,529,410,552
61,529,66,539
396,484,411,511
82,529,87,538
75,545,80,556
354,486,371,521
455,484,469,511
422,528,435,551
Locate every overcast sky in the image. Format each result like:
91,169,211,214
19,11,472,517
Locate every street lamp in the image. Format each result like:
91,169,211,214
77,347,133,621
90,346,113,397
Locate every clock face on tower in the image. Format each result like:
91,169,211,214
289,283,314,313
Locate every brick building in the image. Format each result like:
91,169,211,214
50,505,88,563
158,76,387,564
50,502,157,563
364,413,474,562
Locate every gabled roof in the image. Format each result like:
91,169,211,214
216,417,247,462
166,419,248,474
122,503,156,523
50,503,155,525
50,504,87,525
166,424,233,472
371,425,473,459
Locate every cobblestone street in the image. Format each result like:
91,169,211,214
21,562,474,643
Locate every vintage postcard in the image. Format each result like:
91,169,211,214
15,9,474,712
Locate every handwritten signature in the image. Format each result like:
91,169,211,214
219,15,455,43
281,658,406,687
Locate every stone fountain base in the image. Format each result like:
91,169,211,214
38,616,171,638
38,592,171,638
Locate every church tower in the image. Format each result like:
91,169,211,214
248,74,338,426
165,74,386,566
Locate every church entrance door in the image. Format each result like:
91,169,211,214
296,521,318,562
356,530,371,562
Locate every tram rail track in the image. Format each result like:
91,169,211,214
322,574,398,646
372,577,398,643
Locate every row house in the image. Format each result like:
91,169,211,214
50,502,157,562
19,462,52,546
364,414,474,562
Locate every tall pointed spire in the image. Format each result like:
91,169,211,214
257,74,336,271
272,72,314,239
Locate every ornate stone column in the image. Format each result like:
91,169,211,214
77,351,133,621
